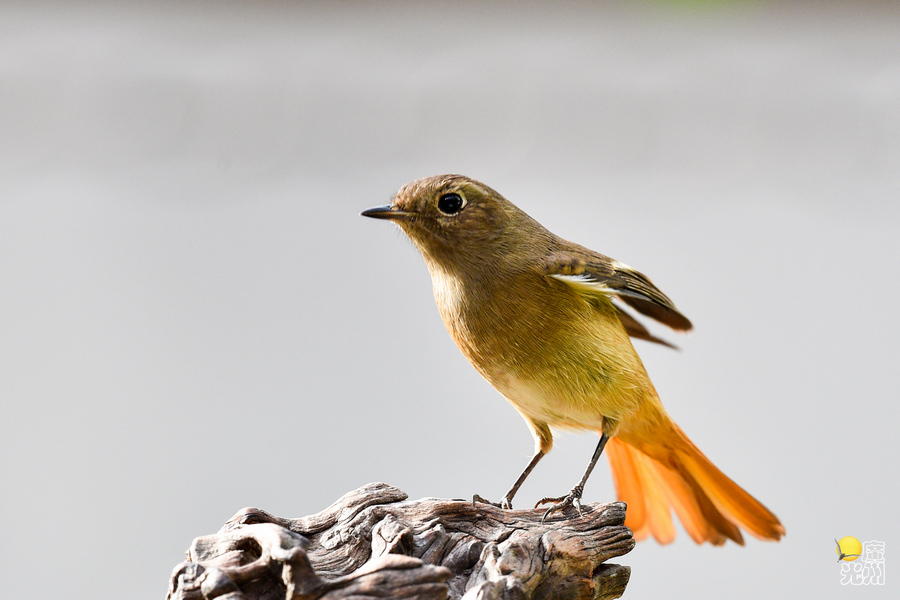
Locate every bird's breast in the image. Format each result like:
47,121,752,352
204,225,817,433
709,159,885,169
428,266,652,426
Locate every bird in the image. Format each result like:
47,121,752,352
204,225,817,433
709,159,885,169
362,174,785,545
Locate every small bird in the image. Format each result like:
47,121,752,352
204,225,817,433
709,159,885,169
362,174,784,545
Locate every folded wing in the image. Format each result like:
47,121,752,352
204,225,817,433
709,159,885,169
543,248,692,346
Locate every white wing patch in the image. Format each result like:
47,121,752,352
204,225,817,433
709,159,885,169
552,271,648,302
551,273,613,296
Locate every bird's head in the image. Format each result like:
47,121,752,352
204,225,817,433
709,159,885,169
362,174,544,272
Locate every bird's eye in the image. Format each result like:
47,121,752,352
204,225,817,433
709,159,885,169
437,192,466,215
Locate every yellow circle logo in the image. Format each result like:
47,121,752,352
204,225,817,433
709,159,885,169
836,537,862,562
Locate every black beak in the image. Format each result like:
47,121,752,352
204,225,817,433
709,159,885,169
361,205,415,221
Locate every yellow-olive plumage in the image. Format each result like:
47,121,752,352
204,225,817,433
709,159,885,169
363,174,784,545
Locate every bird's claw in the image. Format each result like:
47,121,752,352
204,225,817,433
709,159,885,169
535,488,584,524
473,494,513,509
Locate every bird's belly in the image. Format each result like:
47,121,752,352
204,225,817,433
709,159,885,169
490,369,635,432
435,269,652,429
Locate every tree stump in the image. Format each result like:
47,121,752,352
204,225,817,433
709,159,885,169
166,482,634,600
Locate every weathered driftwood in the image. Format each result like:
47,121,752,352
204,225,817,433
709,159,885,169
166,482,633,600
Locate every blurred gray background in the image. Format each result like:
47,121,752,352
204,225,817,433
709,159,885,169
1,1,898,598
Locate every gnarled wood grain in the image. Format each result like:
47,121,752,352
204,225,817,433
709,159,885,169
167,482,633,600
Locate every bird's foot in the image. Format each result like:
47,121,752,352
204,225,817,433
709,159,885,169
473,494,514,509
535,485,584,523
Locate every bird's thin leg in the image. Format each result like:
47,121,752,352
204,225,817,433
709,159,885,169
503,449,546,508
535,433,609,522
474,449,546,509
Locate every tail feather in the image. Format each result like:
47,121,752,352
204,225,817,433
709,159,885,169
630,445,676,543
606,421,784,545
677,438,785,542
655,459,740,545
605,438,648,536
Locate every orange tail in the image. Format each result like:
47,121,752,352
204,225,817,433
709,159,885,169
606,420,785,545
